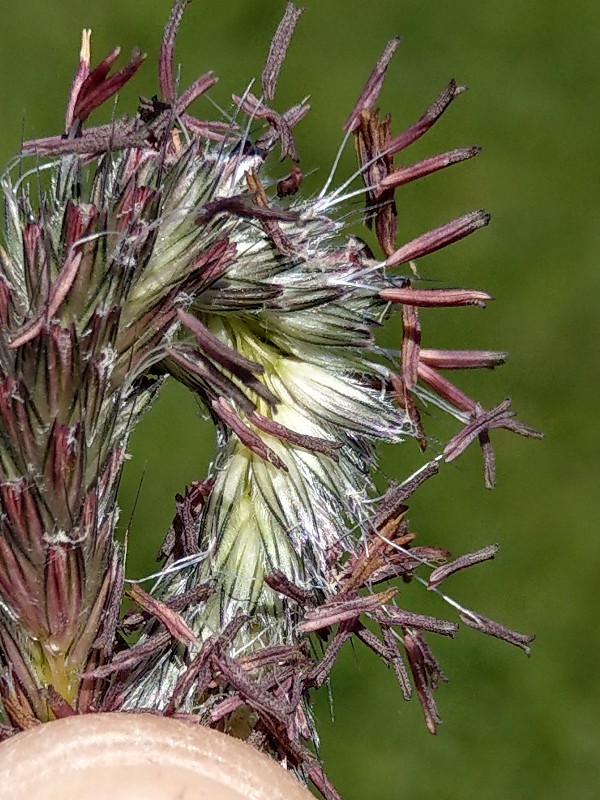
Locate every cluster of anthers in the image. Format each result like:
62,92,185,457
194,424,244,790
0,2,540,797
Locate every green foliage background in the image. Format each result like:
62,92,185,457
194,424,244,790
0,1,596,797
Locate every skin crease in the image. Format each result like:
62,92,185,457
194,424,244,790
0,713,314,800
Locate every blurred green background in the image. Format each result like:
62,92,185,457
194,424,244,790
0,1,597,797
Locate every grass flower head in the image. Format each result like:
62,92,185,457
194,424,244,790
0,2,541,794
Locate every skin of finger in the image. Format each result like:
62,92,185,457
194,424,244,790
0,712,315,800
